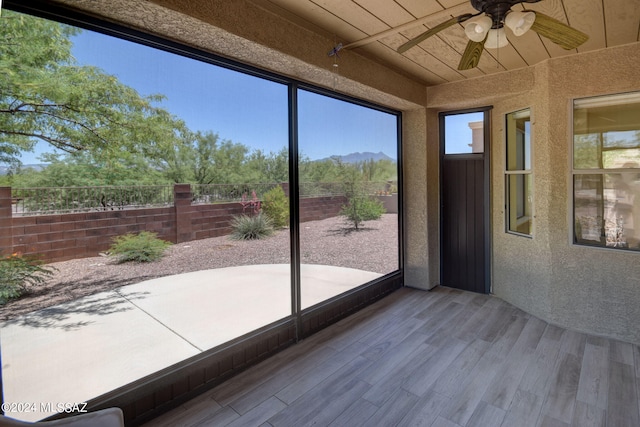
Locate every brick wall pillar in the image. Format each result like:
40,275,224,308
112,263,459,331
174,184,194,243
280,182,289,197
0,187,13,256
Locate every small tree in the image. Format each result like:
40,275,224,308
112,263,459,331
338,161,385,230
340,194,385,230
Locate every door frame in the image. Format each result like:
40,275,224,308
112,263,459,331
439,107,492,294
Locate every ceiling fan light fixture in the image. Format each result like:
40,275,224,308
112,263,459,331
464,15,492,42
505,11,535,36
485,28,509,49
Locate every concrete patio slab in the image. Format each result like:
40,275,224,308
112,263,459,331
0,264,381,422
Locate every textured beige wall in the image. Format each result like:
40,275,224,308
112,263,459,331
403,108,432,290
428,42,640,344
51,0,433,288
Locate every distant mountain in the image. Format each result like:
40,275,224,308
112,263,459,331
317,152,395,163
0,164,48,175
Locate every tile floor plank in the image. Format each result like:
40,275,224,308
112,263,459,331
482,349,532,410
267,356,372,427
607,360,639,427
431,339,491,398
397,390,450,427
368,388,420,426
274,340,366,404
610,339,635,365
327,398,378,427
402,337,468,397
440,353,504,426
466,401,506,427
501,389,544,427
141,287,640,427
576,342,609,410
570,401,605,427
519,336,562,397
540,352,582,424
226,397,286,427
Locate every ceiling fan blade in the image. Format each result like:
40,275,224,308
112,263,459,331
397,14,471,54
529,11,588,50
458,39,485,70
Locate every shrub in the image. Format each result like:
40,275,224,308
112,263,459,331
109,231,172,263
340,194,386,230
262,186,289,228
230,213,274,240
0,253,56,304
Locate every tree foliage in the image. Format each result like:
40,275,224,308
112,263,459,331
336,160,386,229
0,10,184,164
0,10,398,189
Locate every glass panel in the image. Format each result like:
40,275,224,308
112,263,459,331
574,174,640,251
507,174,533,235
444,112,484,154
505,109,532,236
574,92,640,169
1,11,290,421
297,90,399,309
506,109,531,171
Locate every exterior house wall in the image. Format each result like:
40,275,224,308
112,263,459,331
427,42,640,344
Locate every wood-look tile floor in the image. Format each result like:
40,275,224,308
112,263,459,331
142,286,640,427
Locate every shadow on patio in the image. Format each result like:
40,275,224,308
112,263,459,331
0,264,381,422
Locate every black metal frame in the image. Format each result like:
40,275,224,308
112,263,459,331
1,1,405,424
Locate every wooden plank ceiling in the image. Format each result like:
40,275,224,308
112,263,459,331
258,0,640,86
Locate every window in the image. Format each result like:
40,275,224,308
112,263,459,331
0,6,402,422
573,92,640,251
505,109,532,235
298,89,399,309
444,112,484,154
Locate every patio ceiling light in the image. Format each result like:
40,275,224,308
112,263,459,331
463,10,535,50
504,11,535,36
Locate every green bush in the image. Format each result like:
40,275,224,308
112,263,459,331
340,194,386,230
0,253,56,305
230,213,274,240
109,231,172,263
261,186,289,229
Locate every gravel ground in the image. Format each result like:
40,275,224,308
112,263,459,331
0,214,399,321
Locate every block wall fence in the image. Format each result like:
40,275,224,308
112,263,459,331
0,185,346,263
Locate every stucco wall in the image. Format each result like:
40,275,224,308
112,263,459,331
427,42,640,344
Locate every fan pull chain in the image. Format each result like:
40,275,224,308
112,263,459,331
330,38,341,90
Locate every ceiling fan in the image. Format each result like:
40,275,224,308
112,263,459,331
397,0,588,70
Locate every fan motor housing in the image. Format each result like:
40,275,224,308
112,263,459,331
470,0,540,28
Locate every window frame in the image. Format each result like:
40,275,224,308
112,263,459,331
505,108,534,237
571,91,640,253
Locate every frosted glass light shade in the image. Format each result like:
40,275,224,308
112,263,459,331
485,28,509,48
505,11,535,36
464,15,493,42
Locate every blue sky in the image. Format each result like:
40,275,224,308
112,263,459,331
17,26,398,164
444,112,484,154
